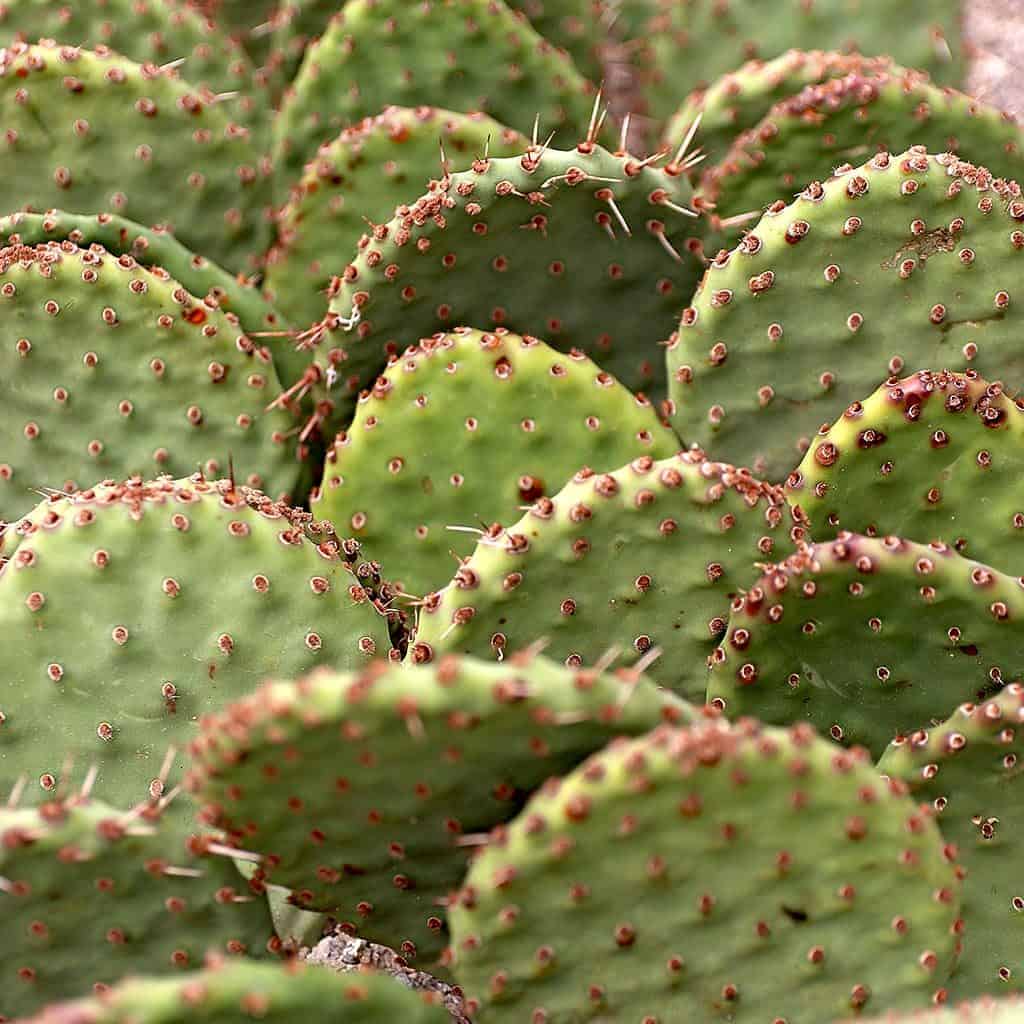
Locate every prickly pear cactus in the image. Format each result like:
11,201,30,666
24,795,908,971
642,0,964,130
311,327,680,599
272,0,598,191
0,475,390,808
449,718,963,1022
665,50,894,165
414,449,803,698
0,241,301,523
186,652,691,959
23,960,455,1024
668,149,1024,481
880,684,1024,999
311,137,701,440
0,0,257,100
0,208,307,390
702,70,1024,222
265,107,527,330
707,535,1024,757
786,370,1024,574
0,795,276,1019
0,42,271,272
507,0,610,81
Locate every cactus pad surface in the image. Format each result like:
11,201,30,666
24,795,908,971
0,42,271,272
668,149,1024,481
0,796,276,1019
0,241,301,523
450,718,962,1022
707,535,1024,757
880,684,1024,999
265,107,527,330
272,0,597,191
643,0,964,129
665,50,893,166
24,960,454,1024
0,0,256,100
0,475,390,807
702,70,1024,222
186,652,692,959
414,449,802,698
787,370,1024,575
311,326,679,599
316,138,700,432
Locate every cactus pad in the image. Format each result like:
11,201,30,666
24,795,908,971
265,107,527,330
786,370,1024,574
25,960,455,1024
0,241,301,523
413,449,803,698
880,684,1024,998
449,718,962,1022
507,0,609,81
311,326,680,599
0,475,390,807
186,652,692,959
642,0,964,130
0,42,271,272
272,0,597,190
316,138,700,434
0,796,276,1019
702,70,1024,222
665,50,893,166
707,535,1024,758
0,0,257,100
667,149,1024,481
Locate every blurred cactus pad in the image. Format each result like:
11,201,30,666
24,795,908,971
6,1,1024,1021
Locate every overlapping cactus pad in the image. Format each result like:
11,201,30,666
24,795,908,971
787,370,1024,573
24,960,454,1024
311,326,679,598
0,475,390,807
0,242,301,522
416,449,803,697
0,795,276,1019
707,534,1024,757
6,0,1024,1020
668,148,1024,480
450,718,963,1022
185,652,691,959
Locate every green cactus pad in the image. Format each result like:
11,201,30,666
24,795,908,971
665,50,893,167
0,208,307,390
0,0,257,101
702,70,1024,223
667,149,1024,481
707,534,1024,758
449,718,963,1022
642,0,964,130
311,326,680,599
786,370,1024,575
186,652,692,959
413,449,803,699
265,107,527,331
0,42,271,272
0,475,391,808
311,138,700,440
24,960,455,1024
0,796,276,1019
880,684,1024,999
0,241,302,523
507,0,609,81
272,0,597,192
